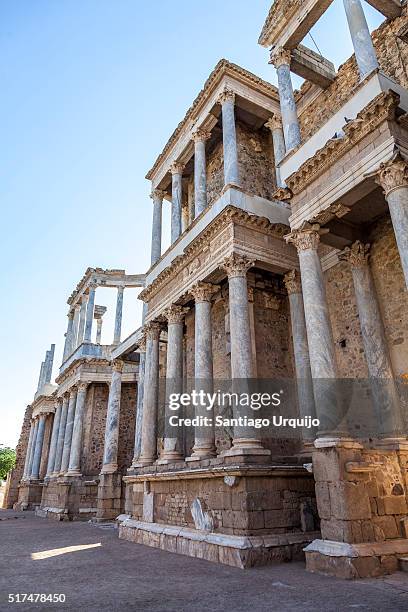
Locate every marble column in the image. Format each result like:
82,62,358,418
113,285,124,345
136,322,162,466
53,393,69,476
23,420,35,480
26,419,38,480
159,305,188,463
84,284,96,343
284,270,316,442
102,360,123,473
60,387,77,474
130,335,146,467
71,304,81,353
339,242,403,437
343,0,379,81
63,309,75,362
45,399,62,477
376,155,408,289
31,414,46,480
286,224,344,435
77,297,88,347
96,317,103,344
187,282,218,460
192,129,211,217
150,189,165,265
265,115,286,188
170,162,185,244
219,89,240,187
67,382,88,476
270,47,301,151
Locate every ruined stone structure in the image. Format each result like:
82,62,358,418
4,0,408,579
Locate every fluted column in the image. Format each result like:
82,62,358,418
284,270,316,442
113,285,124,345
270,48,301,151
343,0,378,81
45,399,62,477
53,393,69,476
187,282,218,460
159,305,188,463
63,309,75,362
102,360,123,473
376,155,408,288
219,89,240,186
31,414,46,480
131,336,146,467
67,382,88,476
265,115,286,188
22,420,35,480
192,129,211,217
170,162,185,244
136,322,162,466
150,189,165,265
84,284,96,343
77,297,87,347
340,242,403,437
60,387,77,474
286,225,344,435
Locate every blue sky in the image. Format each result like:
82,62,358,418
0,0,384,447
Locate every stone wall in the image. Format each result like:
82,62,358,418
3,405,32,509
117,383,137,473
82,383,109,476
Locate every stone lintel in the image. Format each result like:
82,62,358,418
365,0,402,19
290,45,336,89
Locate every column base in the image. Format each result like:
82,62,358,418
221,445,271,465
186,444,216,462
133,457,156,468
65,470,82,477
101,462,118,474
156,453,184,465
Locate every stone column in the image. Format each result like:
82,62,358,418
159,305,188,463
22,420,35,480
286,225,344,435
96,318,103,344
130,335,146,467
53,393,69,476
45,399,62,477
150,189,165,265
71,304,81,352
219,89,240,187
62,309,75,362
113,285,124,345
31,414,46,480
77,297,88,347
376,155,408,289
26,419,38,480
192,129,211,217
284,270,316,443
60,387,77,474
101,360,123,473
343,0,379,81
187,282,218,460
265,115,286,188
67,382,88,476
84,284,96,343
136,322,162,466
270,48,301,151
339,242,404,437
170,162,185,244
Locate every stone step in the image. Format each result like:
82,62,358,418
398,557,408,572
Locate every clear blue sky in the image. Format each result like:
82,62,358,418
0,0,383,447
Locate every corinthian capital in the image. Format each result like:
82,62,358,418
169,161,185,175
339,241,370,269
218,88,235,105
191,128,211,143
190,282,219,303
150,189,167,202
285,223,325,251
270,47,292,68
375,154,408,197
265,115,282,131
138,334,147,353
163,304,189,324
144,320,163,340
112,359,124,373
222,253,254,279
78,382,88,393
284,270,302,295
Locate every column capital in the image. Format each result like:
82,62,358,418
375,154,408,197
112,359,124,373
190,282,219,303
144,320,163,340
339,241,370,268
169,161,185,175
218,88,235,105
56,397,63,407
87,282,98,292
163,304,189,324
69,386,78,398
265,115,282,131
138,334,147,352
63,391,70,401
222,253,254,279
191,128,211,143
284,270,302,294
270,46,291,68
68,308,75,320
77,382,88,393
285,223,326,251
150,188,167,201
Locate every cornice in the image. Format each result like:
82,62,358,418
67,267,126,305
55,356,111,385
258,0,302,47
285,90,400,196
139,205,289,303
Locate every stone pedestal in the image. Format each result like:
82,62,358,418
96,472,124,521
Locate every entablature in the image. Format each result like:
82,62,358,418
68,268,145,307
